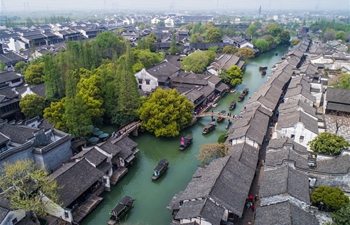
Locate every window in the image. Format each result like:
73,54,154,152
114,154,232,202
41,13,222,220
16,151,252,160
299,136,304,142
291,134,295,139
138,79,142,84
12,218,18,224
145,80,150,85
64,211,69,218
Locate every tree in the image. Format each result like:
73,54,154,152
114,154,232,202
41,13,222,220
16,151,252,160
137,88,194,137
205,27,222,43
222,46,238,54
266,23,283,37
190,33,203,43
245,23,258,37
311,185,349,211
43,54,64,101
132,49,163,69
324,29,336,41
217,133,228,143
290,39,301,46
236,48,255,60
169,34,179,55
197,142,231,164
14,61,28,74
24,62,45,85
279,30,291,45
332,204,350,225
0,159,60,218
253,38,270,52
19,94,46,118
43,99,66,131
181,51,209,73
0,60,5,71
219,65,243,86
308,132,350,155
335,31,346,42
331,73,350,90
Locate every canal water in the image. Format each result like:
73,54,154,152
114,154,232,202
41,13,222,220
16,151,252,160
82,46,288,225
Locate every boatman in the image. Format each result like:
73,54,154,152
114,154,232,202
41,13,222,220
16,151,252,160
181,137,185,145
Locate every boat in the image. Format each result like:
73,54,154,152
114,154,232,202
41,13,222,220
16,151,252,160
259,66,268,71
230,88,236,93
275,52,278,56
261,70,266,75
179,134,193,151
242,88,249,96
202,122,216,134
108,196,134,225
238,93,245,102
229,100,236,110
152,159,169,180
216,110,226,123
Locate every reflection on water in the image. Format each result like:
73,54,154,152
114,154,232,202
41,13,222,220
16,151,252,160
82,46,288,225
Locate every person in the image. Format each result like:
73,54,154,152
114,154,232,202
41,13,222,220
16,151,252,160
246,201,251,209
251,204,255,211
248,221,252,225
181,137,185,145
255,194,259,201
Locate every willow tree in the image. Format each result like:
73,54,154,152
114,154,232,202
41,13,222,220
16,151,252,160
0,160,60,219
137,88,194,137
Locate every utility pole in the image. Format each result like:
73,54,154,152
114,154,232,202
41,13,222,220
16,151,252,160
259,6,261,19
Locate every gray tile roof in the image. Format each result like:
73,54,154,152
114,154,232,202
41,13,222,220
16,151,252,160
326,87,350,112
50,159,104,207
0,123,38,144
0,71,22,84
315,154,350,174
260,165,310,204
0,206,9,224
279,99,316,117
285,76,316,103
72,147,107,166
255,201,318,225
31,83,46,98
146,60,180,78
99,136,137,158
267,138,308,154
276,111,318,134
247,83,282,110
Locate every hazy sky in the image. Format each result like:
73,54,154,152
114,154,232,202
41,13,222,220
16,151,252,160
4,0,350,12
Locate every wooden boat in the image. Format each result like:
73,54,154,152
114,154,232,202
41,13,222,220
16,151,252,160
179,134,193,151
216,110,226,123
108,196,134,225
242,88,249,96
229,100,236,110
230,88,236,93
152,159,169,180
259,66,268,71
203,122,216,134
238,93,245,102
261,70,266,75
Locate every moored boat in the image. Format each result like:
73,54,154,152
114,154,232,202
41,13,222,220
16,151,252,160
108,196,134,225
202,122,216,134
179,134,193,151
229,100,236,110
238,93,245,102
230,88,236,93
152,159,169,180
259,66,268,71
242,88,249,96
216,110,226,123
261,70,266,75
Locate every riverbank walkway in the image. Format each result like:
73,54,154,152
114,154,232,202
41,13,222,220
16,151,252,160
110,121,141,144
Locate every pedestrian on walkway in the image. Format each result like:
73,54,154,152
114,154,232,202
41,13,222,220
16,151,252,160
251,204,255,211
246,201,251,209
255,194,259,201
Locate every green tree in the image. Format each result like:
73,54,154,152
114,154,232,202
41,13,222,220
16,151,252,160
266,23,283,37
217,133,228,143
311,185,349,211
181,51,209,73
137,88,194,137
332,204,350,225
236,48,255,60
43,54,64,101
14,61,28,74
331,73,350,89
43,99,66,131
19,94,46,118
205,27,222,43
132,49,163,69
222,46,238,54
308,132,350,155
219,65,244,86
197,142,231,164
245,23,258,36
91,31,125,60
204,50,216,65
335,31,347,42
169,34,179,55
279,30,291,45
0,159,60,218
190,33,203,43
24,62,45,85
253,38,270,52
0,60,5,71
290,39,301,46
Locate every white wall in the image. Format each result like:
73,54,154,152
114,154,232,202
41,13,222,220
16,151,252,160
135,69,158,93
42,195,73,223
0,209,26,225
181,218,212,225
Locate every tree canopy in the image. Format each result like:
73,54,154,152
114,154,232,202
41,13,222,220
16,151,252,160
308,132,350,155
169,33,179,55
332,204,350,225
205,27,222,43
330,73,350,90
19,94,46,118
0,159,60,217
137,88,194,137
253,38,270,52
14,61,28,74
197,142,231,164
24,62,45,85
236,48,255,60
311,185,349,211
219,65,244,86
181,51,210,73
222,46,238,54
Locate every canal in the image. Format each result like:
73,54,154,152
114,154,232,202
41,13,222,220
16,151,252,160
82,46,288,225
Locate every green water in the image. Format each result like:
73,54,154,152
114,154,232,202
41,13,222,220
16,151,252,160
82,46,288,225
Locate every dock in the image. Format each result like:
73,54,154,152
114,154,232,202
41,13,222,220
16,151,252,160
73,196,103,223
110,167,128,185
